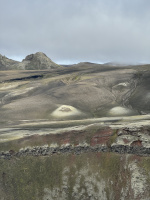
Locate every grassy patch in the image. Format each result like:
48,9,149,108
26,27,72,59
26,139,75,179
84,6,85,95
0,146,148,199
107,129,118,147
138,157,150,184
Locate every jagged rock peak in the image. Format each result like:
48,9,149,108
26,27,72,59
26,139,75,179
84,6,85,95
0,52,61,70
23,52,51,61
21,52,59,70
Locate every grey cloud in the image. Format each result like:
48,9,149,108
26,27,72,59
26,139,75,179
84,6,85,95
0,0,150,64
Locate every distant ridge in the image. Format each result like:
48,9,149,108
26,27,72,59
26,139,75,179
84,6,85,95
0,52,60,70
103,62,146,66
0,54,19,70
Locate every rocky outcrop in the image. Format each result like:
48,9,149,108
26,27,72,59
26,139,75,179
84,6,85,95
0,119,150,200
20,52,59,70
0,54,19,70
1,143,150,160
0,52,60,70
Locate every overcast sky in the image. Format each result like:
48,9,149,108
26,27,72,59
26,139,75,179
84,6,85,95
0,0,150,64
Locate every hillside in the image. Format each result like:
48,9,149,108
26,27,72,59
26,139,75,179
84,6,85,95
0,62,150,122
0,60,150,199
0,54,19,70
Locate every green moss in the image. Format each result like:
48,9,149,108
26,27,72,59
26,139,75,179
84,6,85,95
0,152,148,200
0,155,69,200
85,125,100,144
72,74,80,81
87,152,131,200
99,153,120,178
138,157,150,184
107,129,118,147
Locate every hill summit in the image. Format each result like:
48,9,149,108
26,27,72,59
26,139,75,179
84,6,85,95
0,52,60,70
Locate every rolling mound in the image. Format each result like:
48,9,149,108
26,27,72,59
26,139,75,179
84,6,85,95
0,63,150,122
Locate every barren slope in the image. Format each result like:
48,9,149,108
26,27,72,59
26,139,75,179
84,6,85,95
0,63,149,124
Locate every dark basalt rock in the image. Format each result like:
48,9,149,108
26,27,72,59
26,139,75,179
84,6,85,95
1,144,150,160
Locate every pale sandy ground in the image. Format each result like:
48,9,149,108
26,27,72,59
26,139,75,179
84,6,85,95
51,105,82,117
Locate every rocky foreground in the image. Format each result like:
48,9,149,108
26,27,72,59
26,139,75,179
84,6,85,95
0,116,150,158
0,55,150,199
0,117,150,200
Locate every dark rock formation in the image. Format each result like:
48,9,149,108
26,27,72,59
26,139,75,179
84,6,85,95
1,144,150,160
21,52,59,70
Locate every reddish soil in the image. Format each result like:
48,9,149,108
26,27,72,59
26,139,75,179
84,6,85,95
131,140,143,147
91,128,113,146
123,138,130,144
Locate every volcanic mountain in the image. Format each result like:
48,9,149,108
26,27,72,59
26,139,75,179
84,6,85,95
0,52,60,70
